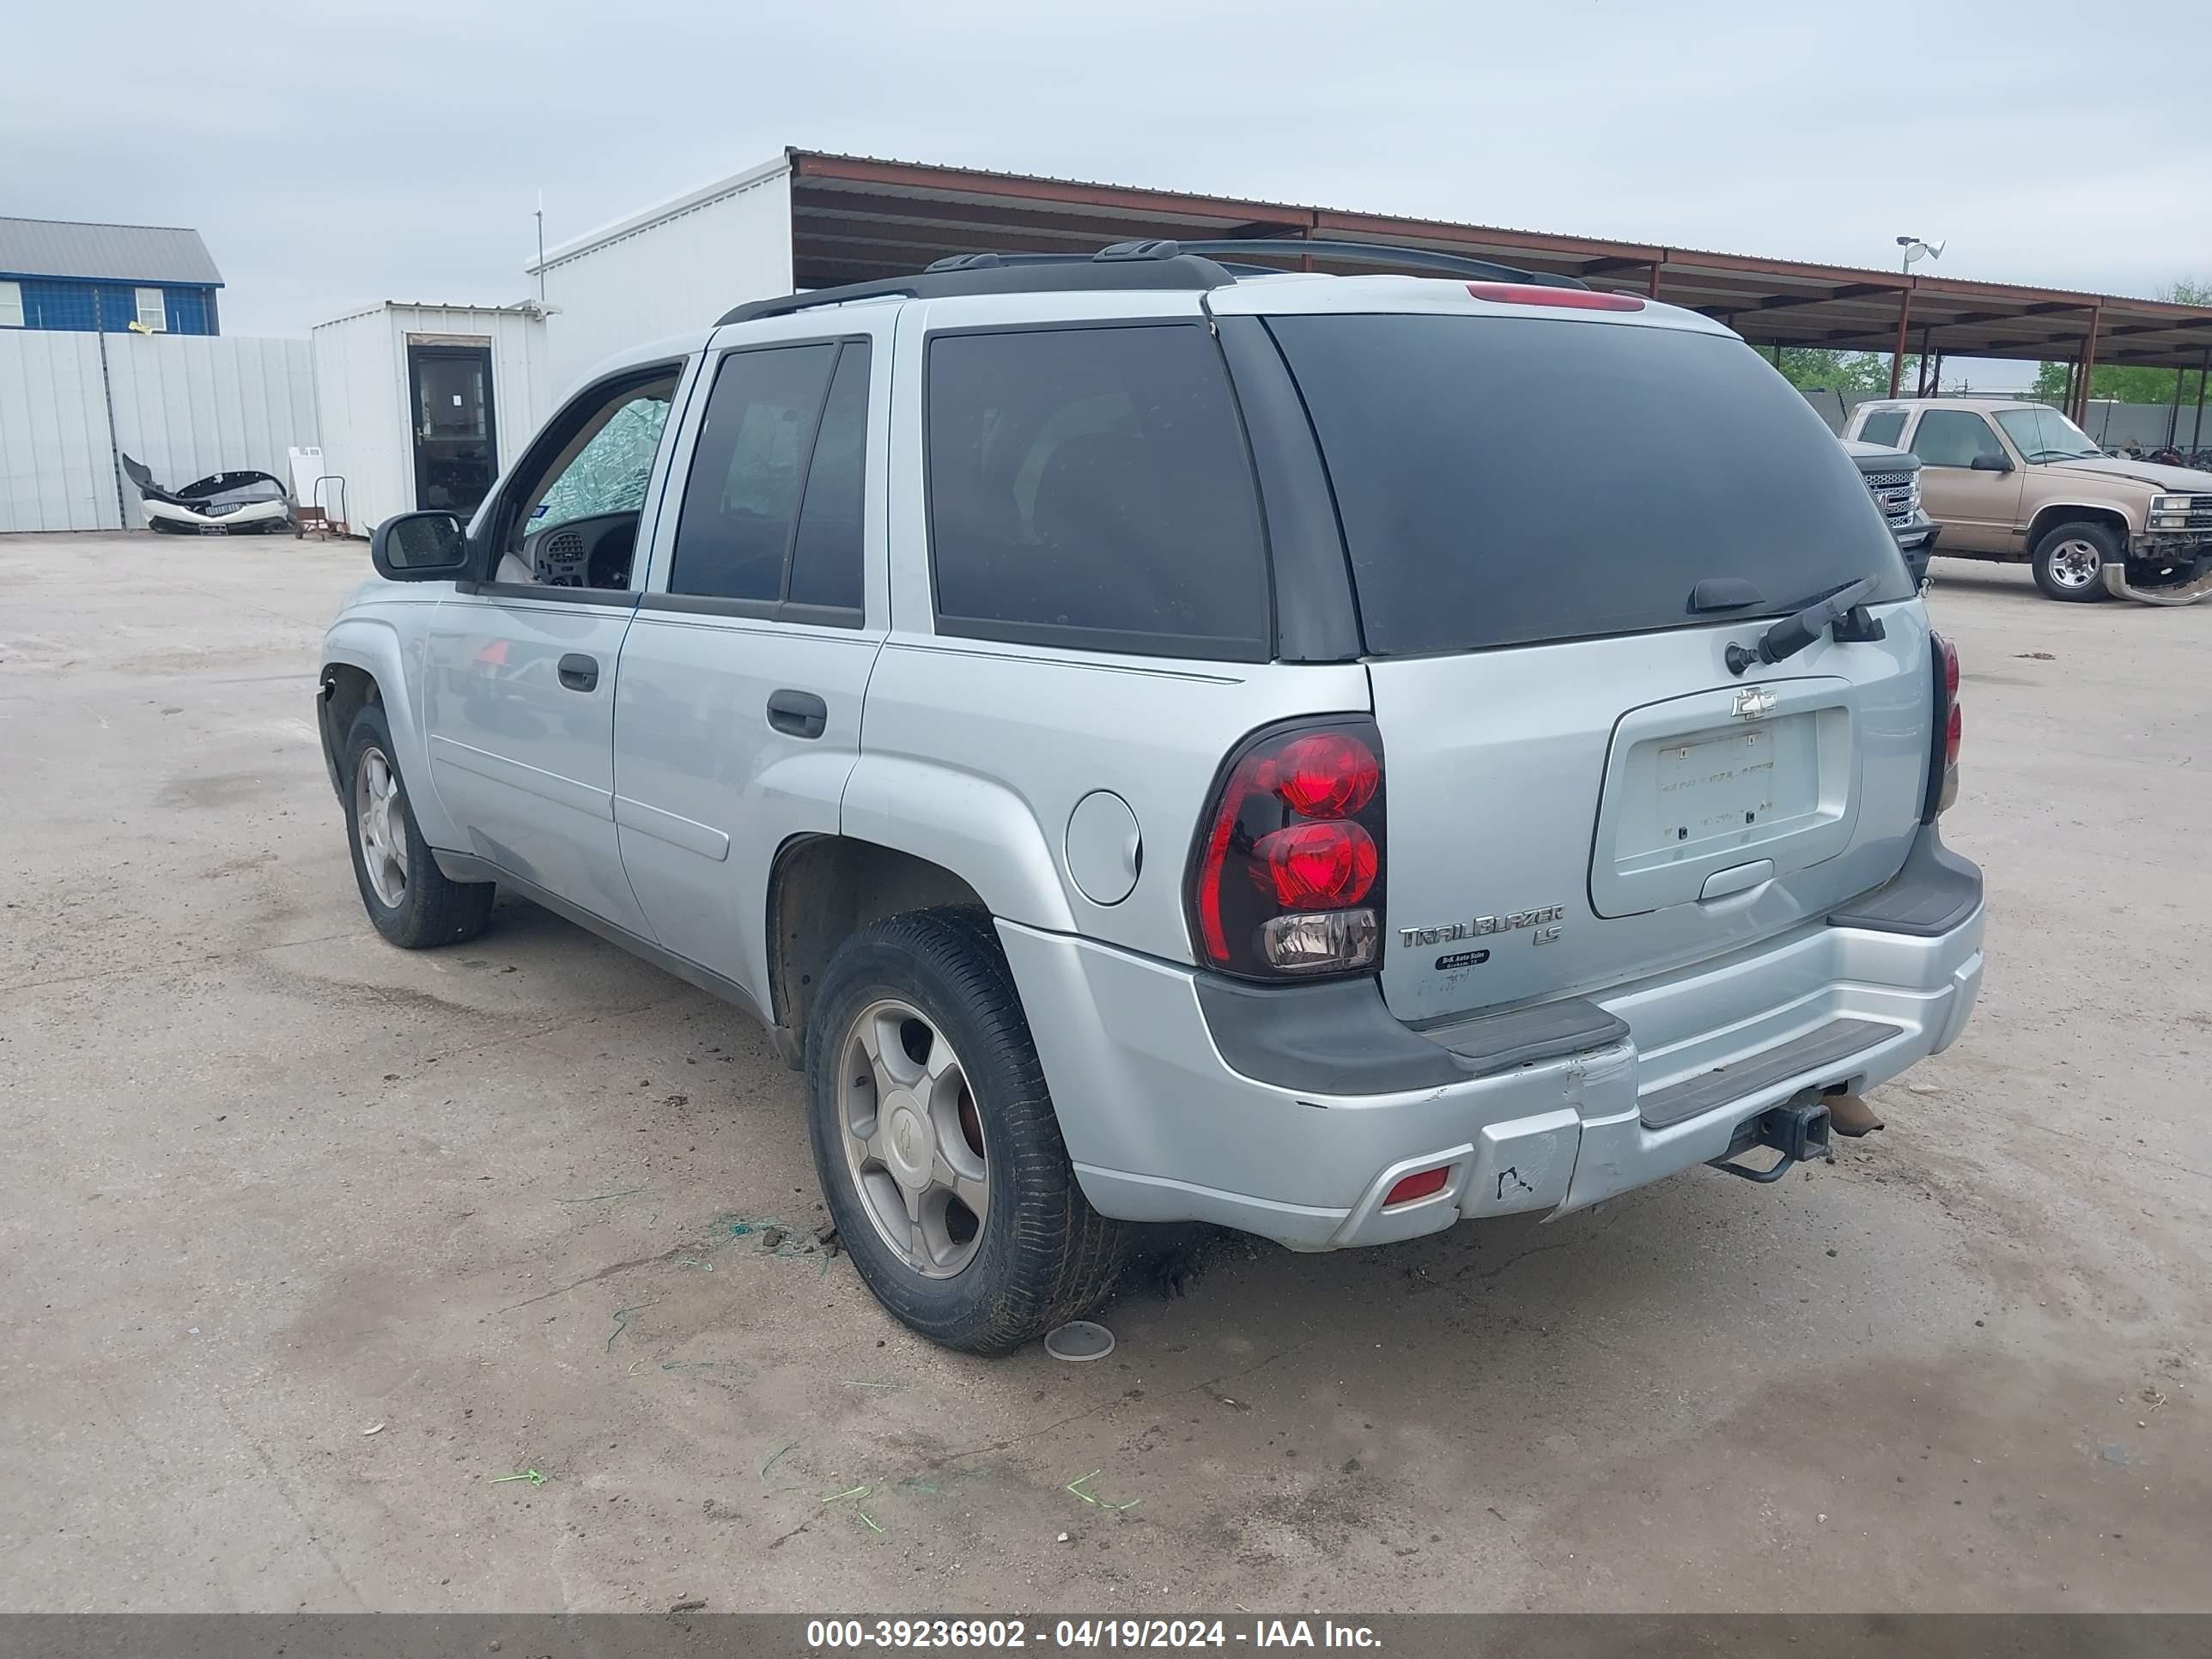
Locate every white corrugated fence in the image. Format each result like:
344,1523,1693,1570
0,331,317,533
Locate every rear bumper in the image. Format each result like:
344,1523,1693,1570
1002,830,1983,1250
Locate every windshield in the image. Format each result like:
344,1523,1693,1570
1266,313,1912,656
1994,405,2103,463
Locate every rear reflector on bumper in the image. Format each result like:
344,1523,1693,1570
1383,1166,1451,1206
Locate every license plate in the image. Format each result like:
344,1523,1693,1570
1654,728,1778,842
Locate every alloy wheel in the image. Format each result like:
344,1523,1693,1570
354,747,409,908
836,999,990,1278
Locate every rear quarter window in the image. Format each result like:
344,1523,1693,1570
924,323,1269,660
1267,313,1912,657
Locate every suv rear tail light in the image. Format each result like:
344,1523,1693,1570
1464,282,1644,313
1271,731,1380,817
1923,631,1961,821
1253,821,1378,907
1191,716,1387,979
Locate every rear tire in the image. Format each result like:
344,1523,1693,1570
341,703,495,948
2031,520,2118,602
805,908,1127,1354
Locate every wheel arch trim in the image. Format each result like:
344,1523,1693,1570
2025,501,2134,550
837,754,1079,935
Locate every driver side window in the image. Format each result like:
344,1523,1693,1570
1911,410,2006,470
532,394,671,531
499,373,678,589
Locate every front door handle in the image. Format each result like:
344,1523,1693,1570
557,653,599,692
766,689,828,740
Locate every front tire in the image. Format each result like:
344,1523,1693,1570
341,704,495,948
805,908,1127,1354
2032,520,2118,602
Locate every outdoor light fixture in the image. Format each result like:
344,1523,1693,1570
1896,234,1947,273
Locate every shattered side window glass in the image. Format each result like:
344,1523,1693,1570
534,395,672,530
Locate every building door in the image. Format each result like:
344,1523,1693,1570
407,343,499,517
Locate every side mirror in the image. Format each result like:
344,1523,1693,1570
1969,453,2014,473
371,511,471,580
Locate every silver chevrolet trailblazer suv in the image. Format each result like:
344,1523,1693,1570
319,240,1984,1352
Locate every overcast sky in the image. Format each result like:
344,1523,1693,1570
9,0,2209,375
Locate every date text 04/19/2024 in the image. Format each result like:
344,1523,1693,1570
803,1619,1383,1650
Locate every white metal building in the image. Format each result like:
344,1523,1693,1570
528,156,793,390
309,301,549,534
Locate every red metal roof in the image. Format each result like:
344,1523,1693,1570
784,149,2212,371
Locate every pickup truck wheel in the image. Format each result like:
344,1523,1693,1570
2031,521,2118,602
342,704,495,948
806,908,1127,1354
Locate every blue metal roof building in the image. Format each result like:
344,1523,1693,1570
0,217,223,335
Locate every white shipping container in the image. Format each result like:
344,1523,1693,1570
309,301,549,535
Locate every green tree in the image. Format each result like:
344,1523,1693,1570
1771,349,1920,394
2032,278,2210,409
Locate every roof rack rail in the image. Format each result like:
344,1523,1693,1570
714,251,1237,326
930,240,1589,289
922,241,1191,272
714,236,1591,325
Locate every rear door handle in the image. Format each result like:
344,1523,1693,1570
766,690,829,740
557,653,599,692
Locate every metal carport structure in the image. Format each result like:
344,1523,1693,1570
780,149,2212,428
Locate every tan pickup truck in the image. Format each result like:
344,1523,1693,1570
1844,397,2212,605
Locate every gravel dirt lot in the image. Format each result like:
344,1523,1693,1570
3,532,2206,1614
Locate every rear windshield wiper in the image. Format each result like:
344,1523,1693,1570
1725,576,1881,676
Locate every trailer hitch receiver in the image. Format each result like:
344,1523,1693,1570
1710,1097,1835,1183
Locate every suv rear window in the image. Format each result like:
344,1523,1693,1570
925,324,1269,660
1267,314,1912,657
